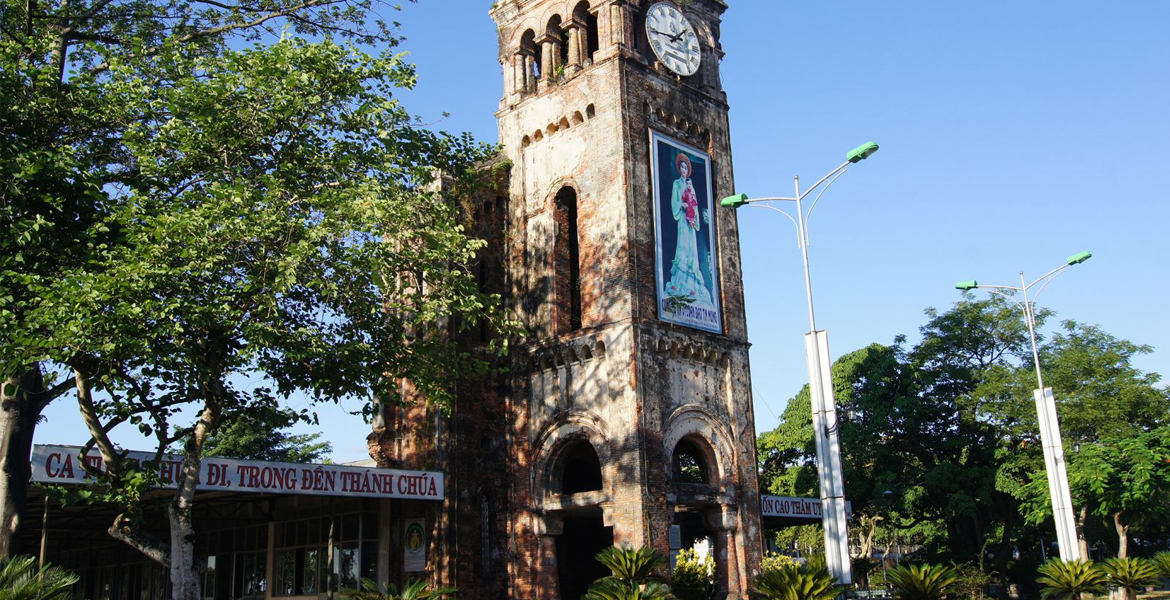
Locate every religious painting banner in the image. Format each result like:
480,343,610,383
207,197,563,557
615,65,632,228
31,444,443,501
649,130,722,334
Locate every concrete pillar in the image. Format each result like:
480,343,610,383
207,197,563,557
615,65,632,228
537,515,563,600
524,53,536,92
565,22,584,71
705,506,743,600
538,36,554,85
591,1,624,61
512,51,528,96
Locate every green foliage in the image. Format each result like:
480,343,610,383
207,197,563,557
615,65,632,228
949,562,993,600
749,563,840,600
340,577,457,600
670,548,712,600
202,406,331,463
760,552,797,573
757,295,1170,578
0,555,80,600
1151,551,1170,577
886,563,958,600
3,0,519,586
585,546,672,600
1099,557,1159,599
1035,559,1108,600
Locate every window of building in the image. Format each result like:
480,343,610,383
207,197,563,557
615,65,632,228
560,440,603,494
672,438,711,484
553,187,582,333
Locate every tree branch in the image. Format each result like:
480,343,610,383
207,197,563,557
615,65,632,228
74,367,124,474
86,0,343,75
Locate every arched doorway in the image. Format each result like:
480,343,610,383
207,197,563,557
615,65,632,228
550,439,612,600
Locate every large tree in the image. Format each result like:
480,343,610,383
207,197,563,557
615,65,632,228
1011,321,1170,558
0,0,412,560
758,297,1170,595
2,1,517,598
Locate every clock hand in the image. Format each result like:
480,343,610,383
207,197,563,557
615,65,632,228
650,28,686,43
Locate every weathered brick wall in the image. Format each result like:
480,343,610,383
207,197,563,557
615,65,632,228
371,1,765,598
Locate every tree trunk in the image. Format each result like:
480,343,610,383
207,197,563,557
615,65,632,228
0,367,50,560
168,501,201,600
1076,505,1090,560
167,394,221,600
1113,512,1129,559
994,510,1015,600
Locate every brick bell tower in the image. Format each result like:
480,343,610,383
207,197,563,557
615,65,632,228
489,1,763,599
370,2,763,600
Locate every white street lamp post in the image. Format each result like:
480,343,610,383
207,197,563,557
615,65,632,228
722,141,879,585
955,251,1092,563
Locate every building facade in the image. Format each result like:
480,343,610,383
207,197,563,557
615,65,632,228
370,1,765,599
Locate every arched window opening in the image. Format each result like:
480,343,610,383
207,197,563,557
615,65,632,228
573,2,599,64
546,16,564,80
673,439,710,484
560,441,603,494
553,187,582,333
521,29,540,85
631,5,649,59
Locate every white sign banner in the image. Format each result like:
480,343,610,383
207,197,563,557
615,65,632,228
403,518,427,572
761,495,852,520
31,444,443,501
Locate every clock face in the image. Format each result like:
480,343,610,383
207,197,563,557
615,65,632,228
645,2,701,76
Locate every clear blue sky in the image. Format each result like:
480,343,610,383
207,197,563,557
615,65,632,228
38,1,1170,462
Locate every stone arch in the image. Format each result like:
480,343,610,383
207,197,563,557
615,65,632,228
663,405,734,487
585,103,596,119
534,411,614,503
571,111,584,125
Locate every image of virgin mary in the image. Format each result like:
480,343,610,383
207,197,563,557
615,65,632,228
664,152,713,306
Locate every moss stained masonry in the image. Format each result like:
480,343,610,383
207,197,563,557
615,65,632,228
368,1,763,598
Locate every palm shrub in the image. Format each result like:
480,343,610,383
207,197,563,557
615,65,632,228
886,563,958,600
0,556,80,600
340,577,457,600
1152,551,1170,580
1100,557,1159,600
1035,559,1108,600
584,546,673,600
671,548,713,600
749,563,840,600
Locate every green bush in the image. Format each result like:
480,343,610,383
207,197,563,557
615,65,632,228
584,546,672,600
339,577,457,600
672,548,713,600
1152,551,1170,578
749,562,840,600
950,562,993,600
886,563,958,600
1035,559,1108,600
0,556,80,600
1099,557,1159,600
761,552,798,573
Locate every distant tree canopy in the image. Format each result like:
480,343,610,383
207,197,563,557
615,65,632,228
202,406,332,464
759,296,1170,592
